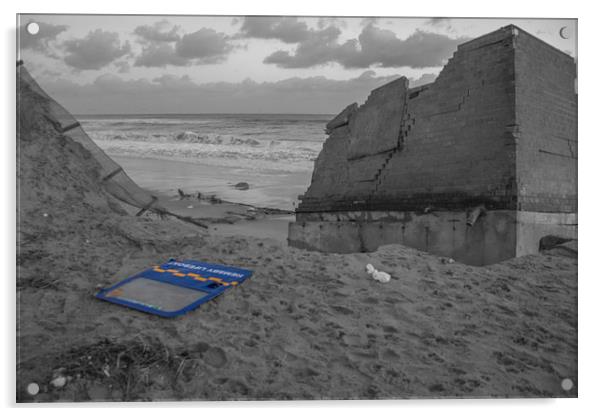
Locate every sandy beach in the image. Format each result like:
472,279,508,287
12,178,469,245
17,210,579,401
16,63,578,402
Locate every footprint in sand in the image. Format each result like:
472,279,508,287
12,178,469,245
204,346,228,368
294,367,320,378
342,333,362,347
362,297,379,305
453,378,482,393
428,383,446,393
331,305,354,315
194,341,210,355
426,352,446,364
381,348,400,361
243,338,258,348
226,379,250,396
381,325,398,334
104,316,128,335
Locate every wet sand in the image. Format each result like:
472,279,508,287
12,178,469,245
113,155,311,211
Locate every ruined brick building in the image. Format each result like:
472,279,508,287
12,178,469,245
288,25,577,265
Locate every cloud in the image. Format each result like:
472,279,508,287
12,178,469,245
175,28,233,60
263,25,345,68
351,26,467,68
424,17,455,33
135,43,188,67
264,24,468,69
238,16,311,43
360,17,380,27
134,25,233,67
114,60,131,74
19,21,68,52
410,73,437,87
63,29,131,70
38,70,437,114
133,20,180,42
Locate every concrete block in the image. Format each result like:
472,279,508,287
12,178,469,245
326,103,358,133
288,210,520,265
347,77,408,159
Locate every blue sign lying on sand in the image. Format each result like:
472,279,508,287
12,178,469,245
95,259,253,318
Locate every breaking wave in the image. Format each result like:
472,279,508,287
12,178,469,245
79,114,330,173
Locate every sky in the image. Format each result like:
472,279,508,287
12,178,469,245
18,15,577,114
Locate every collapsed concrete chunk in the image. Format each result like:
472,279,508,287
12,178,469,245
325,103,358,134
347,77,409,160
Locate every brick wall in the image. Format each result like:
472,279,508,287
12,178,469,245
371,26,517,210
303,125,353,200
298,26,577,215
514,30,577,213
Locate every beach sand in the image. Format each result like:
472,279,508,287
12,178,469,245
17,214,579,401
16,79,578,402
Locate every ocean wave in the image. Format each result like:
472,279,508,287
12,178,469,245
92,136,320,172
174,131,261,146
81,118,219,126
97,131,264,146
96,140,318,173
80,114,326,173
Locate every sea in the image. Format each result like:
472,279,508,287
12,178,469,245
78,114,332,209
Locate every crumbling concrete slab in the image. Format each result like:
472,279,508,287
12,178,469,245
347,77,408,160
289,210,518,266
516,211,577,257
326,103,357,134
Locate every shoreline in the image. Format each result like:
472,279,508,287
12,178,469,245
112,154,312,212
